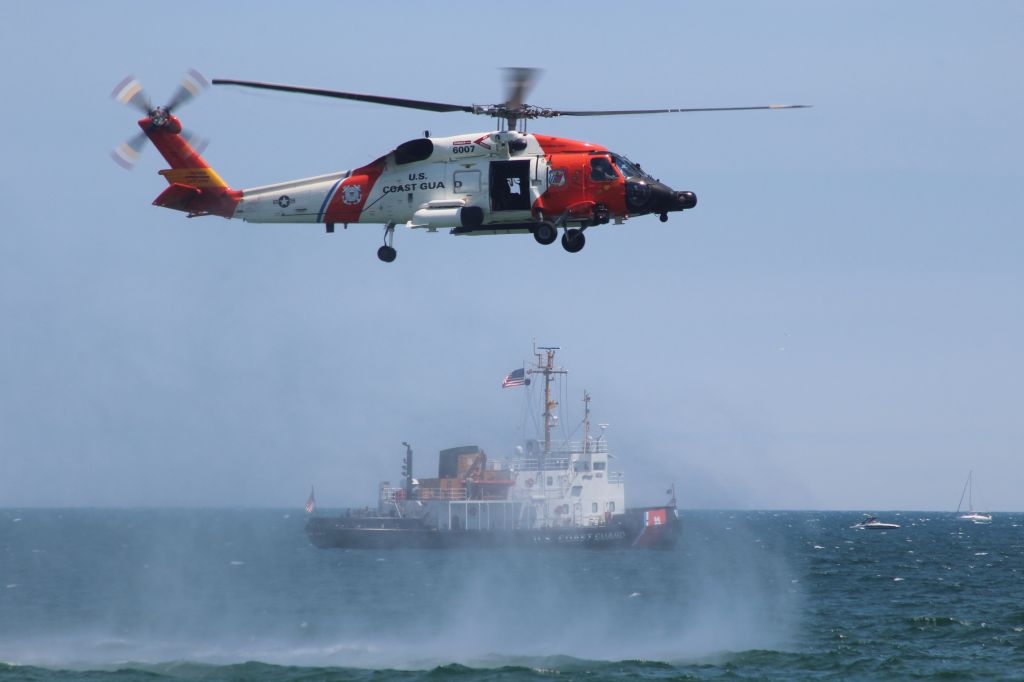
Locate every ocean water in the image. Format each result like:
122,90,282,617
1,509,1022,681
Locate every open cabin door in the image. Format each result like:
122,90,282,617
489,160,532,212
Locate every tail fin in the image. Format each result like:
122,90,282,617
143,114,240,218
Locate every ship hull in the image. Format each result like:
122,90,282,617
306,506,679,550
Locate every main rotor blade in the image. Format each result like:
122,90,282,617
212,79,476,114
551,104,812,117
166,68,209,113
504,67,541,111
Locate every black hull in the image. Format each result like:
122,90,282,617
306,506,680,550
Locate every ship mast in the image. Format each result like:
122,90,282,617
528,345,566,469
583,391,591,455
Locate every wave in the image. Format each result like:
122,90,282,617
905,615,963,627
0,656,733,682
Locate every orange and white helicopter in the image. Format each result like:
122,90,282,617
112,68,807,262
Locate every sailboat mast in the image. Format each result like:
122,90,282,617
956,470,974,515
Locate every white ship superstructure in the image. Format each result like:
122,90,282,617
307,346,679,549
378,348,627,534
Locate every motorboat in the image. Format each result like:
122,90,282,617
853,515,900,530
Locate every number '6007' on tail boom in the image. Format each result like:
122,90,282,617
112,68,808,263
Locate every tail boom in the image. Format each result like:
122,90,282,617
142,115,240,218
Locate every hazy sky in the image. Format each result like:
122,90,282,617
1,1,1020,511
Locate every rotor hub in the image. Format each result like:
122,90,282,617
149,106,170,127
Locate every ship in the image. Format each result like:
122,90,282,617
306,346,680,550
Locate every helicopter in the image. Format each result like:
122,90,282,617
112,68,808,262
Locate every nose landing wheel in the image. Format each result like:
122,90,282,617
561,228,585,253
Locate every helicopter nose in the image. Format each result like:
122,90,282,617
624,178,697,214
675,191,697,210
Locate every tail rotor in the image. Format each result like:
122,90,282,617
111,75,152,113
165,68,209,112
110,69,209,169
111,130,149,169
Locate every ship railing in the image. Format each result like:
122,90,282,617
508,486,572,501
546,440,610,455
495,441,612,472
380,486,468,502
502,457,572,472
607,472,625,484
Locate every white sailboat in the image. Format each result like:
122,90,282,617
956,471,992,523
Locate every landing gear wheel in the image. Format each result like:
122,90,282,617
378,222,397,262
659,213,669,223
533,220,558,245
561,228,585,253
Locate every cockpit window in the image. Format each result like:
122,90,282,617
590,156,619,181
610,154,649,179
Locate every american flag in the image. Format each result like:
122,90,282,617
502,368,529,388
305,486,316,514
